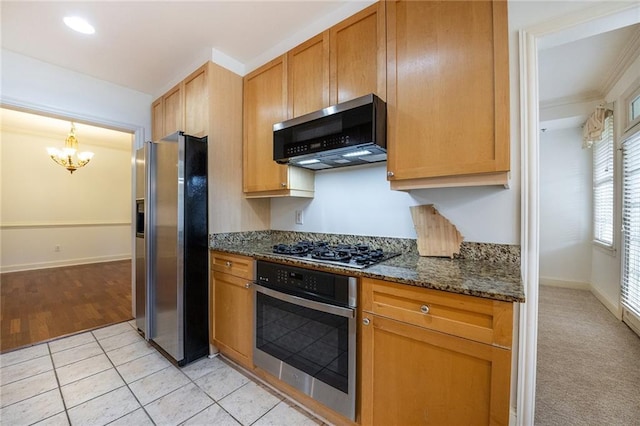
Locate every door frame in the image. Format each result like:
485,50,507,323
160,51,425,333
517,3,640,424
1,97,146,317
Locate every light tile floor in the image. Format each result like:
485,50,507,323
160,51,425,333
0,320,326,426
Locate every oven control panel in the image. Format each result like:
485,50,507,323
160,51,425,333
256,261,352,307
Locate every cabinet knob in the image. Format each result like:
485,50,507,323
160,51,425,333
387,171,394,178
420,305,430,314
281,182,287,188
245,282,251,289
362,318,370,326
225,261,232,268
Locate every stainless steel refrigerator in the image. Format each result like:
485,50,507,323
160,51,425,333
134,147,148,337
135,131,209,366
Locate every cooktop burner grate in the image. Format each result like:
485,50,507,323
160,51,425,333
272,241,399,269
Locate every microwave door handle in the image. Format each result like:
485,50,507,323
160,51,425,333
253,283,355,319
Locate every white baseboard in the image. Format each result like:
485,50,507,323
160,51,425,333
540,277,622,320
539,277,590,290
590,284,622,320
623,309,640,335
1,254,131,273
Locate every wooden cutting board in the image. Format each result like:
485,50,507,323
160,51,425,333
410,204,464,258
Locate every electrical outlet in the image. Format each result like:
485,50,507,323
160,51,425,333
295,210,304,225
55,245,61,252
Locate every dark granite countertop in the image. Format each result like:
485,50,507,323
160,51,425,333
210,231,524,303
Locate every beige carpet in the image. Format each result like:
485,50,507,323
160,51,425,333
535,286,640,425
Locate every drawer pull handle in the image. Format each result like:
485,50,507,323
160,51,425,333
363,318,370,326
225,261,232,267
420,305,430,314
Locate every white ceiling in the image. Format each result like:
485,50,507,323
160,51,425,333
0,0,369,96
538,24,640,104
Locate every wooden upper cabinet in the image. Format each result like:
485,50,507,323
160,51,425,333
243,56,315,198
243,56,289,193
329,1,386,104
184,64,208,137
151,98,163,141
162,83,183,138
386,0,510,189
151,63,210,140
287,32,330,118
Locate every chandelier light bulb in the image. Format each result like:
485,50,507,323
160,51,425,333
46,122,94,174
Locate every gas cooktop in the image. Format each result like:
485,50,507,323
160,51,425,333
272,241,400,269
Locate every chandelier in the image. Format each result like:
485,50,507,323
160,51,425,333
47,122,94,174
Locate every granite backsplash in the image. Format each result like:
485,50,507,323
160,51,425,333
210,230,520,265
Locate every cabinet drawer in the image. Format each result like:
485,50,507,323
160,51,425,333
361,278,513,348
211,251,254,280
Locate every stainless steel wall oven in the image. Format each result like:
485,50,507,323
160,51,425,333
253,261,356,420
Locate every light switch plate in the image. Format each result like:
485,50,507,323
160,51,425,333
295,210,303,225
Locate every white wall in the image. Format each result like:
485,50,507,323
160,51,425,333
271,163,519,243
0,49,153,276
1,49,152,142
539,127,593,286
1,128,132,272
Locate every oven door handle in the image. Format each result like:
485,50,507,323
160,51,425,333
253,283,355,318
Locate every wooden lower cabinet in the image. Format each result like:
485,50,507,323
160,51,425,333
211,252,254,369
360,315,511,425
359,278,513,425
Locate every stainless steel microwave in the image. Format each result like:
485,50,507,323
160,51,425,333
273,93,386,170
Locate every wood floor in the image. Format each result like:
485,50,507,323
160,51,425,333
0,260,133,353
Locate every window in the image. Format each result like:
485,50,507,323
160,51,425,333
626,85,640,133
622,131,640,328
631,94,640,123
593,112,614,247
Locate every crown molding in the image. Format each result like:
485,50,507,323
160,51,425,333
601,27,640,96
539,92,603,110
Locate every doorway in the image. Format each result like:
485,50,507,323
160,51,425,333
518,3,640,424
0,107,134,352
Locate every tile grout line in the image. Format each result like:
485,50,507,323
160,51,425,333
183,370,248,425
46,341,73,426
4,322,323,426
91,327,158,426
0,362,57,414
248,399,282,426
215,355,328,425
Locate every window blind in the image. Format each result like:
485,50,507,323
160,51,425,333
622,131,640,318
593,113,614,246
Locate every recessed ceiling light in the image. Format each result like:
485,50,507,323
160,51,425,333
64,16,95,35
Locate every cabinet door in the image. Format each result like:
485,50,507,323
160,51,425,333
184,64,208,137
287,32,329,118
163,83,183,137
213,271,253,368
386,0,510,184
151,98,163,141
243,56,289,193
329,2,386,105
361,314,511,425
